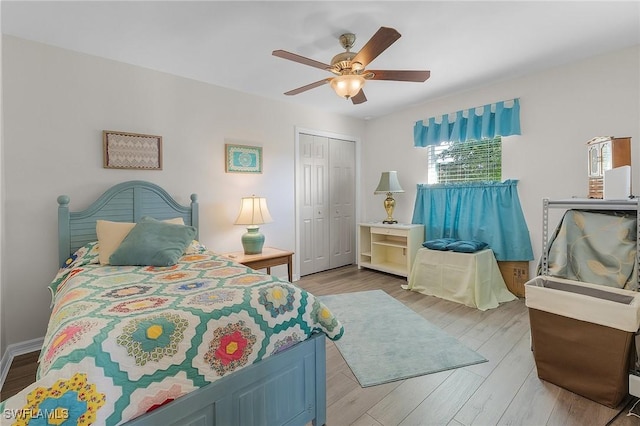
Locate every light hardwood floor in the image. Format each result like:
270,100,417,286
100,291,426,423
296,265,640,426
2,265,639,425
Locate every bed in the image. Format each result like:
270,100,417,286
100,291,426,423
0,180,343,426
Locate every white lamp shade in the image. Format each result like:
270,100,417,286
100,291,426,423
234,196,273,225
330,74,365,99
375,171,405,194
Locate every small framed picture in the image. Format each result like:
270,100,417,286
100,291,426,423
225,144,262,173
103,130,162,170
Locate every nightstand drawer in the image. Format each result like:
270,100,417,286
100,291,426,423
371,227,406,237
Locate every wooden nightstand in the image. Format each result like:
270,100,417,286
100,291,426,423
222,247,294,282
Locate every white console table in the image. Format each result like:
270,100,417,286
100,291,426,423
357,223,424,279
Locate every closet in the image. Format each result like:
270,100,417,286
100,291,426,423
298,132,356,276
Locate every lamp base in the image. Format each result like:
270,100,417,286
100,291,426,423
241,227,265,255
382,192,398,224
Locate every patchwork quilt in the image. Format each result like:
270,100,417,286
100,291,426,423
0,242,343,425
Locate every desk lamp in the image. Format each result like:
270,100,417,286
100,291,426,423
374,171,404,224
234,195,273,254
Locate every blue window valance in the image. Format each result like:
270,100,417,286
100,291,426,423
414,98,521,147
411,179,533,261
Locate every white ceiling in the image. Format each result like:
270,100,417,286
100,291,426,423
2,1,639,120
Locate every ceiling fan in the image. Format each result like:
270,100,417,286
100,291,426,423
272,27,430,105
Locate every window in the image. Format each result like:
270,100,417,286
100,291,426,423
427,137,502,184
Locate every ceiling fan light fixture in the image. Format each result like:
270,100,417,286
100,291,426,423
330,74,365,99
273,26,430,104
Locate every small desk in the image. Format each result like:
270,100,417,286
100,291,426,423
405,248,516,310
222,247,294,282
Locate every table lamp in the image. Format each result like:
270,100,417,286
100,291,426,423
374,171,404,224
234,195,273,254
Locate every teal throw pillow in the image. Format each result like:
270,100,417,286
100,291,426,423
446,240,488,253
423,238,458,250
109,216,197,266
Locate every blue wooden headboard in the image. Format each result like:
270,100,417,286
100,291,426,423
57,180,199,266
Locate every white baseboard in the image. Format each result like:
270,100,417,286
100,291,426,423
0,337,44,391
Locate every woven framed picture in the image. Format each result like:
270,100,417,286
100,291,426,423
225,143,262,173
103,130,163,170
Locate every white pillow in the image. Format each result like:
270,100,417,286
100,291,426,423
96,217,186,265
96,220,136,265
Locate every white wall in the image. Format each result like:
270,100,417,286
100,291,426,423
0,36,365,351
363,45,640,276
3,35,639,353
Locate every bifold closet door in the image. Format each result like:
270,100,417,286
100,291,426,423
329,138,355,269
300,134,330,276
299,134,356,276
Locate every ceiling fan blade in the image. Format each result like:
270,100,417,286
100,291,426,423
368,70,431,82
351,27,401,68
284,79,331,96
272,50,331,70
351,89,367,105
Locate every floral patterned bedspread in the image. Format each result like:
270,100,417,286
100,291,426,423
0,242,343,425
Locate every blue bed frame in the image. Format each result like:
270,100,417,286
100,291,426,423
57,180,327,426
57,180,199,267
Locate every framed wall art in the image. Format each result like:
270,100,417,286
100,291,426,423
103,130,163,170
225,143,263,173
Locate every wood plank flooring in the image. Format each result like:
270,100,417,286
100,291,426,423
1,265,639,425
295,265,639,426
0,350,39,401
